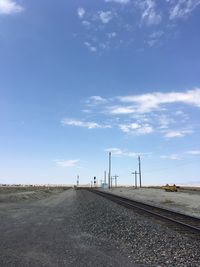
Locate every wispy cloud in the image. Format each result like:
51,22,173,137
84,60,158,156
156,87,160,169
84,42,97,52
108,106,135,115
82,20,91,27
76,1,199,52
77,7,85,19
168,0,200,20
99,10,114,24
185,150,200,155
136,0,162,25
163,129,193,138
61,118,111,129
147,30,164,47
62,88,199,139
160,149,200,161
160,154,181,160
118,88,200,113
158,114,175,129
105,147,124,155
104,147,150,157
87,96,107,105
0,0,23,14
55,159,80,167
107,32,117,38
119,122,154,135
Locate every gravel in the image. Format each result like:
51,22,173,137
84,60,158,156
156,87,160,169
0,188,199,267
99,187,200,218
76,189,200,267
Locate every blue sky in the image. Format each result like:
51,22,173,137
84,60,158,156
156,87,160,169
0,0,200,186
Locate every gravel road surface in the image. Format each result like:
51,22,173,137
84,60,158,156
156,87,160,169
0,189,199,267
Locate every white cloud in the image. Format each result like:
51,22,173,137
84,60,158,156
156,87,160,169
160,154,181,160
55,159,80,167
89,96,107,103
119,88,200,113
185,150,200,155
85,95,108,108
147,30,164,47
77,7,85,19
109,106,135,115
105,0,130,3
147,39,157,47
149,31,164,39
107,32,117,38
99,11,113,23
104,147,148,157
158,114,175,129
169,0,200,20
160,150,200,161
164,129,193,138
0,0,23,14
89,46,97,52
119,122,154,135
82,20,91,27
105,147,124,155
82,89,199,139
84,42,97,52
61,118,111,129
137,0,162,25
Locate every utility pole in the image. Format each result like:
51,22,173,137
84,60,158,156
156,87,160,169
112,175,118,187
135,171,137,189
108,152,111,189
132,171,138,189
138,156,142,188
77,175,79,187
104,170,106,184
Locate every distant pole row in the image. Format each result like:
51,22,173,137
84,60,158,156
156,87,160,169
107,152,142,189
76,152,142,188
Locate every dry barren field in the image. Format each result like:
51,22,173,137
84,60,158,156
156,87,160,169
0,186,71,203
101,187,200,218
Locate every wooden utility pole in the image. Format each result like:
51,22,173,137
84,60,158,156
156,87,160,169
115,175,118,187
108,152,111,189
135,171,137,189
138,156,142,188
132,171,139,189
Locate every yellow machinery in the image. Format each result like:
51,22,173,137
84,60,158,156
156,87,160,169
162,184,178,192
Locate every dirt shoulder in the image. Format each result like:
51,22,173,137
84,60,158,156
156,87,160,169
0,186,71,203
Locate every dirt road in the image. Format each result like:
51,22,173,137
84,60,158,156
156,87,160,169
0,189,135,267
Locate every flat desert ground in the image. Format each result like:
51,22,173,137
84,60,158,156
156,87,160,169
101,187,200,218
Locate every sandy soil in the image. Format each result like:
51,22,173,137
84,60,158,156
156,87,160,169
0,186,71,203
101,187,200,218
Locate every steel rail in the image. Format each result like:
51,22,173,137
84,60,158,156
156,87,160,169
88,189,200,234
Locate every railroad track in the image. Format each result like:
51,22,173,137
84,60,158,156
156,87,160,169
88,189,200,235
